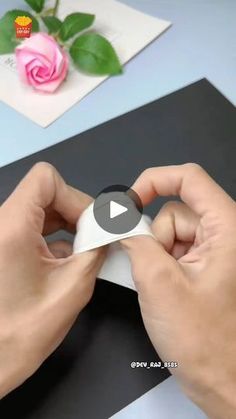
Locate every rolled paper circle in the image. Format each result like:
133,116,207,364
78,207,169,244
73,202,153,253
73,202,154,291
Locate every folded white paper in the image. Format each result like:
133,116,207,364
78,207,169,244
73,202,153,290
0,0,171,127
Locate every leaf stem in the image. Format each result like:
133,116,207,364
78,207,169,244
53,0,60,17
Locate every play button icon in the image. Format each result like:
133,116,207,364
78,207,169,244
93,185,143,235
110,201,128,219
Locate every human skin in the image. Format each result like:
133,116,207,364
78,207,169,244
121,163,236,419
1,162,236,418
0,162,105,398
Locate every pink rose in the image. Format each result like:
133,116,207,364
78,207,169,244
16,33,69,93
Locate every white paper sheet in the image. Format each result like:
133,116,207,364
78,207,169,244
73,202,153,290
0,0,171,127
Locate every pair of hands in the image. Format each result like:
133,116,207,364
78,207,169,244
0,162,236,418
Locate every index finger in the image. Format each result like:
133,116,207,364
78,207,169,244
132,163,235,216
3,162,92,231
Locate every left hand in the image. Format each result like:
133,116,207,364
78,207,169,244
0,162,105,398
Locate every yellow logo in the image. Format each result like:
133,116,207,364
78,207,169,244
15,16,32,38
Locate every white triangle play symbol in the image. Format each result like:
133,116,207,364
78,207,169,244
110,200,128,219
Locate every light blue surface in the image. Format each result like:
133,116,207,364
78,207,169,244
111,377,206,419
0,0,235,167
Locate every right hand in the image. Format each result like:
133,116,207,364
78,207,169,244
122,164,236,418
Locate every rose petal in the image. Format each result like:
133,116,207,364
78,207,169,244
16,48,52,70
16,49,52,83
32,67,48,83
16,33,57,63
15,33,69,93
50,49,69,82
37,66,51,79
33,58,68,93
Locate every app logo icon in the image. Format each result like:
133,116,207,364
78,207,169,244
15,16,32,38
93,185,143,235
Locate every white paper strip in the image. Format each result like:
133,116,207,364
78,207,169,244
73,202,153,290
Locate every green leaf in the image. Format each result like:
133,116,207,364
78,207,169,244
24,0,45,13
42,16,62,34
0,32,18,54
70,33,122,76
59,13,95,42
0,9,39,37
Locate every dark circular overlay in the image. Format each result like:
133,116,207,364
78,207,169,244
93,185,143,235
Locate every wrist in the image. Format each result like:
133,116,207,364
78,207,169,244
0,321,33,399
182,369,236,419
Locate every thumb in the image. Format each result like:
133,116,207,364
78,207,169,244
30,247,106,364
121,235,185,300
45,246,107,316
